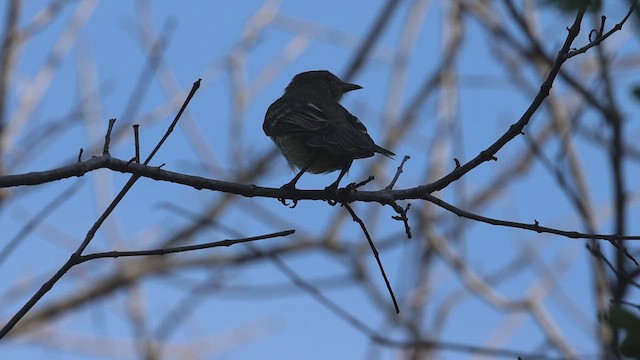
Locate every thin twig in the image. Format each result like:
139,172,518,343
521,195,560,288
343,202,399,313
586,244,640,288
133,124,140,163
386,155,410,190
423,193,640,255
143,79,201,165
390,202,411,239
79,230,295,263
565,7,634,59
103,118,116,155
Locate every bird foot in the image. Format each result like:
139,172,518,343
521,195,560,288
279,182,299,208
325,183,339,206
325,182,358,206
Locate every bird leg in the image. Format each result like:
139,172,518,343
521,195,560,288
326,161,352,206
279,153,319,207
282,164,310,190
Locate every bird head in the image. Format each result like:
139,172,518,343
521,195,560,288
285,70,362,101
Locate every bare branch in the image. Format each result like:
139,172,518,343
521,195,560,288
79,230,295,263
343,203,399,313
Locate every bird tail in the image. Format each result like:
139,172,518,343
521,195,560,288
374,144,395,158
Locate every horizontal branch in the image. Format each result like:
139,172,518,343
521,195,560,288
422,194,639,242
2,155,639,242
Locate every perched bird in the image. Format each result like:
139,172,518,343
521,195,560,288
263,70,394,195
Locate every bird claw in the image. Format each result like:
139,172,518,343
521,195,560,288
277,195,298,208
279,182,299,208
279,198,298,208
325,182,340,206
325,182,358,206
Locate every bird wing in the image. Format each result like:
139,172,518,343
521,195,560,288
263,98,332,137
264,95,394,158
307,106,378,158
342,108,395,158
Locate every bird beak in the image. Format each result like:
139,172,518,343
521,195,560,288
341,82,362,93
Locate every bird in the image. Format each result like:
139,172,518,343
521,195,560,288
263,70,394,200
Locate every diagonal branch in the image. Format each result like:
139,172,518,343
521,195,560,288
419,7,588,194
343,203,399,313
0,79,201,339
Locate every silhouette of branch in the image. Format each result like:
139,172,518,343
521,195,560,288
4,154,640,244
565,7,634,59
343,203,399,313
0,79,201,339
79,230,295,263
